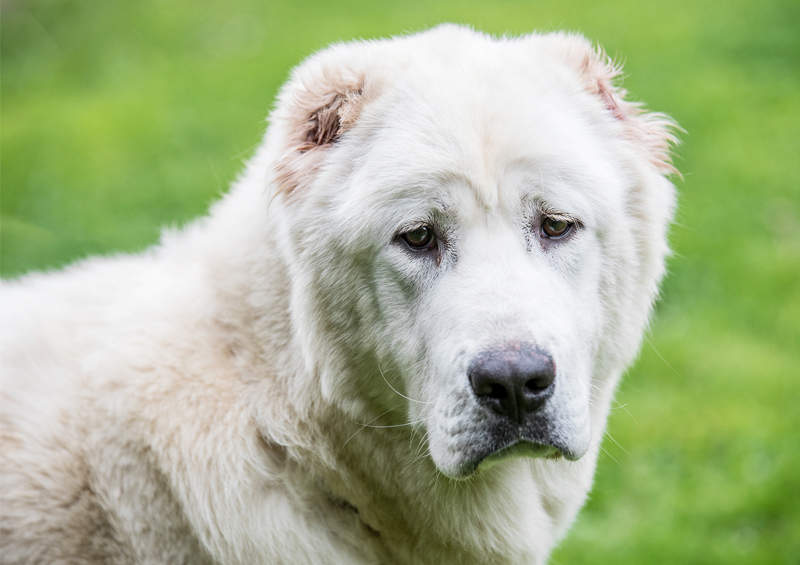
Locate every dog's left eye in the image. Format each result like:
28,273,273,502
401,226,436,250
541,216,574,239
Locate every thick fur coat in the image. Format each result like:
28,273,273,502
0,25,677,564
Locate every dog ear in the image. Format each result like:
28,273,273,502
539,33,679,175
272,62,367,196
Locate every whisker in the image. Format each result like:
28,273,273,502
342,407,395,448
610,401,636,423
409,428,427,454
360,419,425,429
377,363,431,405
599,445,620,465
400,430,432,475
604,431,630,455
412,434,430,461
644,335,681,377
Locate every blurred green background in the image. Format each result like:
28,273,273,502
2,1,798,563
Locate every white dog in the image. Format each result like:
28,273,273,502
0,25,678,564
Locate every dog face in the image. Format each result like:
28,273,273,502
271,26,676,478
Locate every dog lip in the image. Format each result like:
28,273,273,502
483,439,563,462
463,432,571,473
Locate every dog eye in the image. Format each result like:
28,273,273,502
401,226,436,250
541,216,574,239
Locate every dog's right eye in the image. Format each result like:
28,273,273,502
401,226,436,250
541,216,575,240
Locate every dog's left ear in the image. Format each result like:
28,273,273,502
271,57,369,196
539,33,680,175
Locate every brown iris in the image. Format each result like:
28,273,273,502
401,226,436,249
541,216,573,239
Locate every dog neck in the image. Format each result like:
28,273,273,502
273,399,573,564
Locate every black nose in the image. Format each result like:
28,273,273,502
468,344,555,422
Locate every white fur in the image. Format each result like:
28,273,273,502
0,25,677,564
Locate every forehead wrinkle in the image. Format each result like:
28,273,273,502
434,169,498,214
502,164,604,229
362,165,493,217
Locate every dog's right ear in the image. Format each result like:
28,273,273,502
272,61,368,196
535,32,679,176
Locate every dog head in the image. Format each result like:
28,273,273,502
268,25,677,478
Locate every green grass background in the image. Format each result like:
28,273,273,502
2,1,798,562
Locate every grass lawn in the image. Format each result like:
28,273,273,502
2,1,798,562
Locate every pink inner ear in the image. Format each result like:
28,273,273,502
297,85,364,153
305,93,347,148
597,80,626,121
274,83,366,195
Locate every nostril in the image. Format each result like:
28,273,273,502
524,378,543,392
488,382,508,400
524,372,554,393
470,375,509,400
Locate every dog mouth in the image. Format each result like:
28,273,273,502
447,426,583,478
478,440,563,470
475,438,573,469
